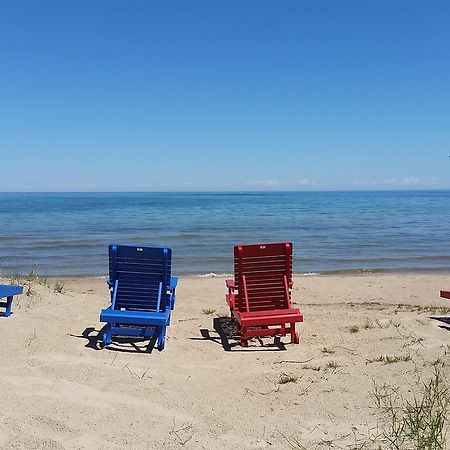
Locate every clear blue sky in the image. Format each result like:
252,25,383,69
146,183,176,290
1,1,449,191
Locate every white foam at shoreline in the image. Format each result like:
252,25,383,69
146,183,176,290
194,273,232,278
195,272,321,278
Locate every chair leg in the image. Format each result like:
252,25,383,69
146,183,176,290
290,323,299,344
157,325,166,351
102,323,112,347
5,296,13,317
240,326,248,347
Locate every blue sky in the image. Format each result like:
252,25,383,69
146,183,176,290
1,1,449,191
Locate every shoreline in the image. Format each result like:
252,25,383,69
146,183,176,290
4,267,450,280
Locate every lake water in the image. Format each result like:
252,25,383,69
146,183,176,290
1,191,449,276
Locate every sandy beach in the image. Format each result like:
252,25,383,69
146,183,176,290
1,273,450,449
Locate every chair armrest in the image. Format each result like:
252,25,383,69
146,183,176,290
226,279,236,310
170,276,178,290
111,280,119,309
225,279,235,290
226,292,235,311
167,277,178,310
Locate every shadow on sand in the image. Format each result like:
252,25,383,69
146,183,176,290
69,326,157,354
431,316,450,333
191,316,287,352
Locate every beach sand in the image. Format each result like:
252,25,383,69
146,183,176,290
1,273,450,449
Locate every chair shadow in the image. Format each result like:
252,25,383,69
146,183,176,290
69,326,157,354
191,316,286,352
431,316,450,333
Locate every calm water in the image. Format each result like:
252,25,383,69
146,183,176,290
0,191,450,276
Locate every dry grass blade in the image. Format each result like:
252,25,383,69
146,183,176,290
373,364,450,449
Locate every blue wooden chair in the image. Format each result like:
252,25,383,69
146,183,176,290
100,245,178,351
0,284,24,317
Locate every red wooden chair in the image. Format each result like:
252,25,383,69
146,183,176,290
225,242,303,347
440,291,450,300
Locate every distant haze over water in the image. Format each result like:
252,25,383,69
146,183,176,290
0,191,450,276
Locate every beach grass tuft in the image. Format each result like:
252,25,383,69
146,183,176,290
26,285,35,297
54,281,65,294
25,268,39,283
397,304,450,315
278,373,299,384
362,318,375,329
302,364,321,372
348,325,360,333
8,268,48,287
367,354,412,364
321,347,335,354
201,308,216,315
372,364,450,449
325,361,339,371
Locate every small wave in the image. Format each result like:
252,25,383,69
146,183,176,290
194,272,233,278
305,268,381,275
301,272,320,276
305,267,450,276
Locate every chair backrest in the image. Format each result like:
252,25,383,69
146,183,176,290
109,244,172,312
234,242,293,313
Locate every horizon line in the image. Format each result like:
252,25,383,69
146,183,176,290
1,188,450,194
